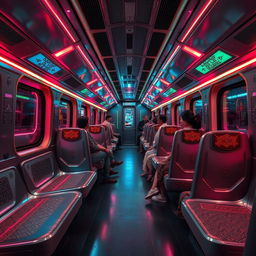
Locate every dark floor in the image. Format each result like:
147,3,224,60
54,147,204,256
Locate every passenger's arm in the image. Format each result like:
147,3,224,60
97,144,110,153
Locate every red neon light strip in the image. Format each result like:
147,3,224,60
182,45,203,57
152,56,256,111
86,78,98,86
54,45,75,57
76,46,117,103
43,0,76,43
95,86,103,92
76,45,95,70
160,78,170,86
180,0,214,43
162,45,181,70
0,56,107,111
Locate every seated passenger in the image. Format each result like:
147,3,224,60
145,110,201,203
137,115,149,145
102,115,121,148
77,117,123,184
141,115,167,179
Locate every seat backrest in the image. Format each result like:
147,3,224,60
0,167,28,217
56,128,92,172
191,131,251,201
21,151,58,193
156,125,181,156
168,129,203,182
89,125,107,147
149,124,160,146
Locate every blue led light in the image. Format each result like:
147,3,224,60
227,93,247,100
27,53,61,74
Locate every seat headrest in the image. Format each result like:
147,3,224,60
62,129,81,141
164,126,180,135
182,130,203,144
89,126,102,134
212,132,241,151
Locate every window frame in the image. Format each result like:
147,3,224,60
59,98,73,128
15,83,45,151
217,81,248,131
174,103,181,125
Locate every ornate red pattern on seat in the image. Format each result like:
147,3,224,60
165,126,180,135
183,130,202,144
213,133,240,151
89,126,102,134
62,129,80,141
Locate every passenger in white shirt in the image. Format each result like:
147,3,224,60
141,115,168,179
145,110,202,203
102,115,121,148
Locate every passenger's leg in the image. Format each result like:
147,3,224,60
142,149,155,174
145,167,159,199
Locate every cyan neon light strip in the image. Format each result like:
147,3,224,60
227,93,247,100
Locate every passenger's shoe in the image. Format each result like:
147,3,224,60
145,188,159,199
102,178,117,184
110,170,118,175
111,160,123,167
151,194,167,203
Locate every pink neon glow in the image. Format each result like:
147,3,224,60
253,92,256,96
160,78,170,86
15,92,39,137
100,223,108,240
54,45,75,57
0,198,48,240
4,93,13,98
164,243,174,256
162,45,181,70
180,0,214,42
0,55,107,111
43,0,76,43
95,86,103,92
111,194,117,204
76,45,95,70
152,55,256,111
182,45,203,57
87,78,98,86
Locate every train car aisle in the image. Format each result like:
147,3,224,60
53,147,203,256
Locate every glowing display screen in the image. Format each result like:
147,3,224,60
27,53,61,74
80,88,95,98
124,108,134,127
162,87,176,97
195,50,232,74
123,102,136,106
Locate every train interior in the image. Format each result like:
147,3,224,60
0,0,256,255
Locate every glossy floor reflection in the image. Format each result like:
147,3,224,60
53,147,204,256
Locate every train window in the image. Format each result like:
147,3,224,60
59,99,72,128
190,97,203,116
15,85,44,149
91,109,96,124
174,104,181,125
80,105,87,117
218,85,248,130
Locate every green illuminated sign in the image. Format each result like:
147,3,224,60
195,50,233,74
162,88,176,97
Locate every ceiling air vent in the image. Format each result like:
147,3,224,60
94,33,112,56
147,33,165,56
104,58,115,70
175,76,194,89
62,77,82,89
79,0,105,29
135,0,154,24
154,0,180,30
234,20,256,46
0,19,25,46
